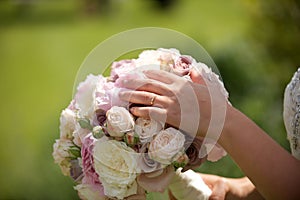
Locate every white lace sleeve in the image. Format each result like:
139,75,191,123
283,68,300,160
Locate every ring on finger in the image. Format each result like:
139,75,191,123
150,95,156,106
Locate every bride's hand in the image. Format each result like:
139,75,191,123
119,69,229,138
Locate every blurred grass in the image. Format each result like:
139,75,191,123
0,0,293,199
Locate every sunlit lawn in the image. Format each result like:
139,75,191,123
0,0,255,199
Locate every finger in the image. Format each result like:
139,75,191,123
209,184,227,200
130,106,167,123
144,70,179,84
121,78,170,95
190,68,206,85
119,91,165,107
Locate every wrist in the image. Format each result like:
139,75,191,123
219,105,240,146
226,177,256,199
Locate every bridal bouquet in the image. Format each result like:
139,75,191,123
53,48,227,200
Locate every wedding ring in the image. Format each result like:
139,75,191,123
150,95,156,106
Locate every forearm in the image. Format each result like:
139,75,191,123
219,106,300,199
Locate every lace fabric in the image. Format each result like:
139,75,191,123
283,68,300,160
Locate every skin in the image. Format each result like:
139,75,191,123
119,69,300,199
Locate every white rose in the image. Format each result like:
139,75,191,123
59,108,76,139
134,118,163,143
149,127,185,165
52,139,77,176
106,106,134,137
93,140,139,199
75,74,106,121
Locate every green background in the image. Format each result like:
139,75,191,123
0,0,299,199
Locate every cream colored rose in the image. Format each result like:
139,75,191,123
52,139,77,176
59,108,76,139
148,127,185,165
134,118,163,143
106,106,134,137
93,140,140,199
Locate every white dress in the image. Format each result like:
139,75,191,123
283,68,300,160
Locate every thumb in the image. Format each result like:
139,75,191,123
190,69,206,85
208,180,227,200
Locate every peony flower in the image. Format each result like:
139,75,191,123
148,127,185,165
137,143,161,174
53,138,79,176
110,59,136,82
75,74,106,121
81,133,102,186
93,140,140,199
106,106,135,137
134,118,163,144
59,108,77,140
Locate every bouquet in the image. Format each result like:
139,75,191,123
53,48,227,200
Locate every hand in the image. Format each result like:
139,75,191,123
200,174,264,200
119,69,229,139
199,174,229,200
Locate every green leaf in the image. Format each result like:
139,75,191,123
78,118,93,130
69,148,81,158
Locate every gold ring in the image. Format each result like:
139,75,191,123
150,95,156,106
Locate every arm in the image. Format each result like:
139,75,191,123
119,69,300,199
200,174,264,200
220,107,300,199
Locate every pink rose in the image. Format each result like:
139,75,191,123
183,136,207,171
171,55,194,76
138,143,162,174
148,127,185,165
106,106,135,137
